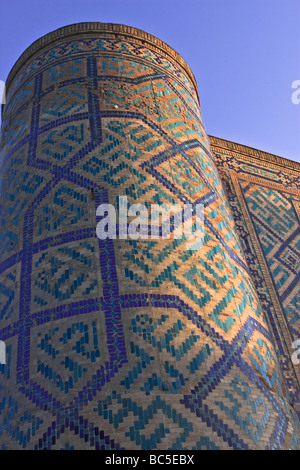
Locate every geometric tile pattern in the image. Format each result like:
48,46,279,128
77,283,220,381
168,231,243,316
0,23,299,449
211,137,300,419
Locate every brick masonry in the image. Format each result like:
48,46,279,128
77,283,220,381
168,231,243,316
0,22,299,450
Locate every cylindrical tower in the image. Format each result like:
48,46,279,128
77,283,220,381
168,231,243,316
0,23,299,450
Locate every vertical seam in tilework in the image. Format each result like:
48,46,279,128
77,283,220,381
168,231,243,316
17,73,43,383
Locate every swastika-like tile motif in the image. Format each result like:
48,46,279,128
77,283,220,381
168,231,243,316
0,23,299,450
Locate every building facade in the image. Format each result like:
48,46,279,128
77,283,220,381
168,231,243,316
0,22,299,450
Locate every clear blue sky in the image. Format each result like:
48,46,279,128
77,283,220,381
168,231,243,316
1,0,299,162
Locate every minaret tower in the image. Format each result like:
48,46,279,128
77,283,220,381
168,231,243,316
0,23,299,450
